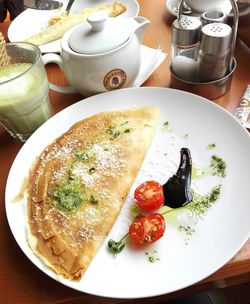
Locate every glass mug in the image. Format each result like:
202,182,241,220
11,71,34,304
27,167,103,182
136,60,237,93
0,42,52,142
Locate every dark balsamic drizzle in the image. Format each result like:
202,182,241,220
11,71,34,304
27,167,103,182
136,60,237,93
163,148,192,208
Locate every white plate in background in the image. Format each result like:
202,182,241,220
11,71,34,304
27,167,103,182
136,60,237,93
8,0,139,53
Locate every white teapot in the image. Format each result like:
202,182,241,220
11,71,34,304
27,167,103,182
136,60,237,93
42,12,150,97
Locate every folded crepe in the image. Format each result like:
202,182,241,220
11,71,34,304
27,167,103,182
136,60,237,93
27,106,160,280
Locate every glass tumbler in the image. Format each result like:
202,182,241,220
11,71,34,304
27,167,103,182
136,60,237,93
0,42,52,142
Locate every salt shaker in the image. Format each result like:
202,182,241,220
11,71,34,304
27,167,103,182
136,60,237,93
198,23,232,82
170,16,202,82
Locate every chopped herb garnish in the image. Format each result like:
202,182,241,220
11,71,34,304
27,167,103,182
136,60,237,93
124,128,132,133
178,225,195,235
178,225,196,244
162,121,171,132
121,120,129,125
145,250,160,263
108,233,129,255
75,150,95,162
106,122,133,140
210,155,226,178
187,184,222,217
90,195,99,205
160,184,222,219
88,167,96,174
106,126,121,140
112,131,120,139
207,143,216,150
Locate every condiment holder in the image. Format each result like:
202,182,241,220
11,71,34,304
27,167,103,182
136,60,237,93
169,0,239,99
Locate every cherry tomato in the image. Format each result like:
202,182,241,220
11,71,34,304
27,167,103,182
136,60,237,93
129,213,166,245
134,180,164,212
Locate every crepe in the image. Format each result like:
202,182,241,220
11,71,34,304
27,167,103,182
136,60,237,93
27,107,160,280
24,1,126,46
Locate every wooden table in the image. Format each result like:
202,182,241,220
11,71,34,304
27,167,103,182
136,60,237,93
0,1,250,303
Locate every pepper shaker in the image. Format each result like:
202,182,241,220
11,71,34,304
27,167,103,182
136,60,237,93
198,23,232,82
170,16,202,82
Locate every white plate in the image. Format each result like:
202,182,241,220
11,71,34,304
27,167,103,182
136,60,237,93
166,0,232,16
5,87,250,298
8,0,139,53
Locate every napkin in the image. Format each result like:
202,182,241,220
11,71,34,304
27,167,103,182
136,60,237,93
131,45,167,87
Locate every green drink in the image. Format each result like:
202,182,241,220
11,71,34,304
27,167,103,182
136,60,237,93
0,43,52,142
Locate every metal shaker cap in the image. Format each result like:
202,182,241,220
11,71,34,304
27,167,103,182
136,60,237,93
172,16,201,46
200,23,232,54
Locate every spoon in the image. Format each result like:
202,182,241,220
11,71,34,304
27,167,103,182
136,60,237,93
23,0,63,10
163,147,193,208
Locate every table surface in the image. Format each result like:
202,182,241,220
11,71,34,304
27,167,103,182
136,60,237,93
0,1,250,303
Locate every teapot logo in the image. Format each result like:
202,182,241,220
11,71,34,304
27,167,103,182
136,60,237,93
103,69,127,91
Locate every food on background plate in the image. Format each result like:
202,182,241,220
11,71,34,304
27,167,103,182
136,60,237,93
26,106,160,280
24,1,126,46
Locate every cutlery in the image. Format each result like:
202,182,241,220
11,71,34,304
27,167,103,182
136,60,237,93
234,84,250,129
24,0,63,10
65,0,75,14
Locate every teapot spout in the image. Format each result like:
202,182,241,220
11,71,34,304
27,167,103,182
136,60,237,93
133,16,150,42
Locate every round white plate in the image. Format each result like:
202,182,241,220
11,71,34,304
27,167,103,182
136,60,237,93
8,0,139,53
5,87,250,298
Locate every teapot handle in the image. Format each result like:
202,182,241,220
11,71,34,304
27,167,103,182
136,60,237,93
42,53,76,94
133,16,151,42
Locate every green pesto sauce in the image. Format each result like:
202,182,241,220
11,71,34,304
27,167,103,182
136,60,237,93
191,165,206,180
210,155,226,178
52,175,86,212
187,184,222,217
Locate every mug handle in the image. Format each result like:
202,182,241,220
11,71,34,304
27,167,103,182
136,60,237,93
42,53,76,94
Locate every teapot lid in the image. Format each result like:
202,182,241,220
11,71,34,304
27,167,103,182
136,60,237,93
68,12,132,54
